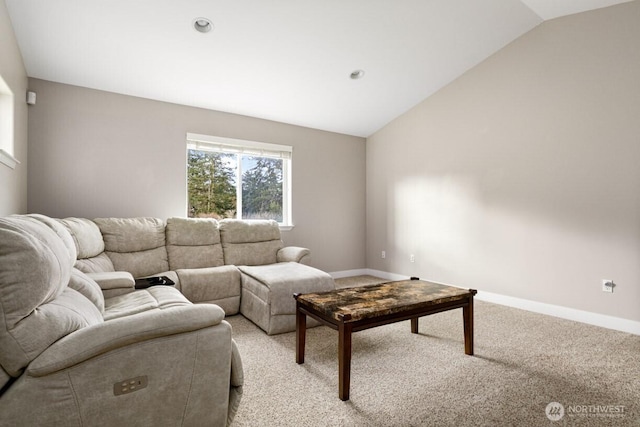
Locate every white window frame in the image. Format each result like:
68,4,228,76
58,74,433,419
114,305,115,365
0,75,18,169
186,132,293,229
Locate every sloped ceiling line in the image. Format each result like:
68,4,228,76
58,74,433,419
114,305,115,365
5,0,633,137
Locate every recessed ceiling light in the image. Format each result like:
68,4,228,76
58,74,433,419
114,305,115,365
350,70,365,80
193,17,213,33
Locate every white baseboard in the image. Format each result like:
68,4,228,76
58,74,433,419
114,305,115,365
329,269,371,279
476,291,640,335
329,269,410,281
328,269,640,336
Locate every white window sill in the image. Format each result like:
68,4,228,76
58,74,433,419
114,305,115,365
0,149,19,169
279,225,294,232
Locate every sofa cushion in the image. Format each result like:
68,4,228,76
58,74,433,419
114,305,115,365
94,217,169,278
166,217,224,269
219,219,284,266
28,214,78,264
239,262,335,315
0,216,103,377
103,286,195,321
59,217,104,258
68,268,105,313
175,265,241,314
59,217,115,273
73,252,115,274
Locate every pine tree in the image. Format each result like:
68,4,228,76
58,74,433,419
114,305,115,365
241,157,283,221
187,150,237,218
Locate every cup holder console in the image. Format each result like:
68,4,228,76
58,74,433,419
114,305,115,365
134,276,175,289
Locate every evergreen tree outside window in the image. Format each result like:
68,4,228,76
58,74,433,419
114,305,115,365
186,133,292,227
187,150,237,218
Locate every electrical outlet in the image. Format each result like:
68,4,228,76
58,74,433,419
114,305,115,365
381,251,386,259
410,254,415,263
602,280,614,293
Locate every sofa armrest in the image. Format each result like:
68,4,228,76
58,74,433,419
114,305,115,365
27,304,225,377
86,271,135,298
277,246,310,264
230,339,244,388
228,338,244,425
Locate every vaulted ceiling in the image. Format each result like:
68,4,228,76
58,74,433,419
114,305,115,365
6,0,633,137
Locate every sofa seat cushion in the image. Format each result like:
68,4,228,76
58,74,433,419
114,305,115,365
175,266,241,314
103,287,192,321
166,217,224,270
239,262,335,315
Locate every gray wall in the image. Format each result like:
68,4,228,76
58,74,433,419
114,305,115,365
27,79,366,272
366,2,640,322
0,0,28,216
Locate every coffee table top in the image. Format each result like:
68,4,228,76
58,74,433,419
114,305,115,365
295,279,476,323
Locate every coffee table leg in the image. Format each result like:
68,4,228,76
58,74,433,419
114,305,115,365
463,296,474,355
338,322,352,401
411,317,419,334
296,307,306,364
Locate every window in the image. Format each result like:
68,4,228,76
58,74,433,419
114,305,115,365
0,75,18,169
186,133,292,227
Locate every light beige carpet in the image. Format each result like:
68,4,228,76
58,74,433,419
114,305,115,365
227,277,639,426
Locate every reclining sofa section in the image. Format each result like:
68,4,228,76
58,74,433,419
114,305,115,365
60,216,336,335
0,214,242,427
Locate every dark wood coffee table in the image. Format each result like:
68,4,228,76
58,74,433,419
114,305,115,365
294,279,477,400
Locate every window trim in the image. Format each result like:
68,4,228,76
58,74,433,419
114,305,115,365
0,75,18,170
187,133,292,159
186,133,293,228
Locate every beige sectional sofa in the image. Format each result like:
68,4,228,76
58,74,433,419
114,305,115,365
1,213,335,426
61,216,336,335
0,214,243,426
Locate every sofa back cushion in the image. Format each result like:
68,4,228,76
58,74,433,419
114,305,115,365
0,216,103,378
28,214,78,263
94,217,169,278
59,217,115,273
68,268,105,313
166,217,224,270
219,219,283,266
